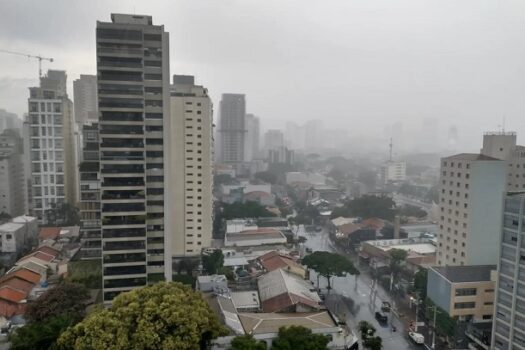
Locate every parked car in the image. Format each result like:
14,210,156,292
375,311,388,324
408,331,425,344
381,301,391,312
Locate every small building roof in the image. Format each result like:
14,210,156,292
238,311,336,335
258,251,304,274
0,268,40,285
0,286,26,303
443,153,500,161
258,268,321,313
224,257,249,267
338,223,363,236
35,245,60,257
361,217,385,231
231,291,260,310
431,265,496,283
38,227,61,240
197,274,227,284
331,217,356,227
0,222,25,233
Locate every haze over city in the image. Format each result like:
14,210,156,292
2,0,525,152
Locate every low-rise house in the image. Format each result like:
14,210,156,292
427,265,496,322
257,251,306,278
0,215,38,266
258,268,321,313
197,275,228,294
225,229,287,247
230,291,260,312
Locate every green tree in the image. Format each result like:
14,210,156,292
271,326,329,350
57,282,228,350
302,251,359,289
202,249,224,275
222,201,276,220
214,174,234,186
45,203,80,226
358,321,382,350
397,204,427,218
388,248,408,283
229,335,266,350
330,195,396,220
254,171,278,185
26,282,90,323
413,268,428,300
10,314,75,350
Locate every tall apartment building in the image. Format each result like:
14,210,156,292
97,14,170,303
27,70,77,222
244,113,259,161
491,192,525,350
78,123,101,260
264,129,285,151
380,161,406,184
73,75,98,125
481,131,525,191
437,153,506,266
218,93,246,164
169,75,213,260
0,129,25,216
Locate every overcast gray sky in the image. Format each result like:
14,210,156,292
1,0,525,150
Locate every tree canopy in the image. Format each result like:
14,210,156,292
397,204,427,219
254,171,278,185
221,201,276,220
271,326,329,350
330,195,396,220
302,251,359,289
44,203,80,226
358,321,382,350
202,249,224,275
229,335,266,350
413,268,428,300
57,282,227,350
388,248,408,283
26,282,90,323
11,314,75,350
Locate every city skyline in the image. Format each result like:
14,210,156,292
2,1,525,151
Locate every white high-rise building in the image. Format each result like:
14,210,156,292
244,113,260,161
73,75,98,125
27,70,77,222
380,161,406,184
169,75,213,258
285,121,305,150
437,153,506,266
480,131,525,191
0,130,25,216
97,13,170,303
0,110,22,134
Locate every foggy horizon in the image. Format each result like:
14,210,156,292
2,0,525,152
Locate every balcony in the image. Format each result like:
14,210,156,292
102,215,146,226
101,164,144,174
102,177,144,187
102,189,145,200
103,252,146,264
104,265,146,276
103,228,145,239
101,138,144,148
100,111,143,122
103,277,147,289
102,203,145,213
100,151,144,161
100,125,144,135
103,240,145,251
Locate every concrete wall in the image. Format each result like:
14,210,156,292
427,268,452,312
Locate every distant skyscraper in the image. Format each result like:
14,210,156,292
97,13,170,303
27,70,77,222
244,113,260,161
480,131,525,191
491,192,525,350
437,153,506,266
218,94,246,164
285,121,305,150
0,129,25,216
0,109,22,134
264,129,285,151
304,120,323,150
169,75,213,259
73,75,98,125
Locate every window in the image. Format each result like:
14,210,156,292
455,288,477,296
454,302,475,309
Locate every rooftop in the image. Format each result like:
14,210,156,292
0,222,25,233
258,251,304,274
39,227,61,240
443,153,500,161
231,291,260,309
431,265,496,283
238,311,337,335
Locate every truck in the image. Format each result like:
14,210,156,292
408,331,425,345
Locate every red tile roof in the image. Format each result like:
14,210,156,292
0,287,26,303
19,251,55,263
361,218,385,231
36,245,60,258
339,223,363,236
0,277,34,294
39,227,61,240
11,268,41,284
259,251,304,274
261,292,321,313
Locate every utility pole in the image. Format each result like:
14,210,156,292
429,305,439,349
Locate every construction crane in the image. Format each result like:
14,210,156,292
0,49,54,78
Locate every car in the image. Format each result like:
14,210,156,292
315,226,322,232
375,311,388,324
408,331,425,344
381,301,391,312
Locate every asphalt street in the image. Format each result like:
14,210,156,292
299,225,424,350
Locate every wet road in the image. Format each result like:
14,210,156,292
299,225,423,350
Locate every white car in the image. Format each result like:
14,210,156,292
408,331,425,344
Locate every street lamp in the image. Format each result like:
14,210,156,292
427,305,440,349
409,294,421,332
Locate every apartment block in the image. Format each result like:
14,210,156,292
264,129,285,151
481,131,525,191
244,113,260,161
380,161,406,184
218,94,246,164
168,75,213,260
97,13,170,303
27,70,77,222
491,192,525,350
0,130,25,216
427,265,496,322
437,154,506,266
73,75,98,125
78,123,101,260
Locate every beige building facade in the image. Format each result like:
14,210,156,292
168,75,213,259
